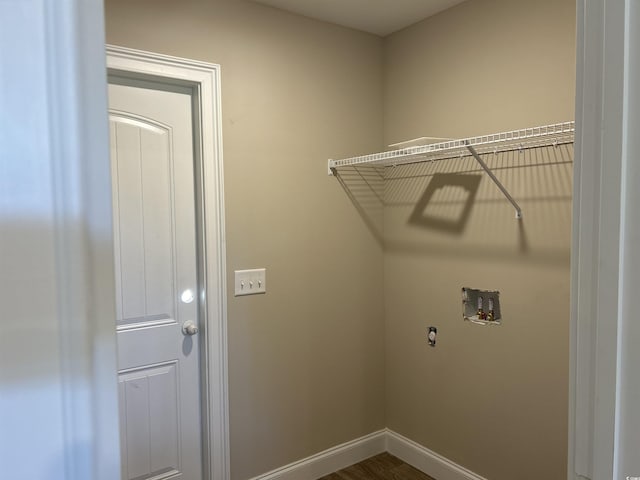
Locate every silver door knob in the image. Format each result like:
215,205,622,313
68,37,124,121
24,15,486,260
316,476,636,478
182,321,198,336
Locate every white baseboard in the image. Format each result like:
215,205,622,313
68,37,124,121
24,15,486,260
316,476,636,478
386,429,488,480
249,428,486,480
249,430,386,480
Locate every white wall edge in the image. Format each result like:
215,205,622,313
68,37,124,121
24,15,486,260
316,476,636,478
249,430,386,480
570,1,634,479
106,45,230,480
1,1,120,478
386,430,488,480
42,2,121,479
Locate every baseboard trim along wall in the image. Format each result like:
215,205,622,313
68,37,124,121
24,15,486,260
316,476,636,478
248,430,387,480
249,429,487,480
386,430,488,480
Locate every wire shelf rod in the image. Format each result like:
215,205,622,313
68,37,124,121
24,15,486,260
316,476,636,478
328,121,575,171
364,137,574,171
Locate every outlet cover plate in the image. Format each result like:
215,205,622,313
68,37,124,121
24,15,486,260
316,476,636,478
234,268,266,296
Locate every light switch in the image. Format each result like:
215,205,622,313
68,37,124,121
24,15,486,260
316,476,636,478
234,268,266,296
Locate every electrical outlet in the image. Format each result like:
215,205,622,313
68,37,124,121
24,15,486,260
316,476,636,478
234,268,266,296
428,327,437,347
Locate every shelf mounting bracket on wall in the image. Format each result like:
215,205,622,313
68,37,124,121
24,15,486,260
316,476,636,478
465,142,523,219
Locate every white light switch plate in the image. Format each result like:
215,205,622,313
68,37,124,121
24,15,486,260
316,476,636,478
234,268,266,296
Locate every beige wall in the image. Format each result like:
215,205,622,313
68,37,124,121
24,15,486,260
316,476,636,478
104,1,386,479
384,0,577,144
383,1,575,479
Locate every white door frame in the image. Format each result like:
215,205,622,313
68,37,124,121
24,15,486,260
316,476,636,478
106,45,230,480
570,1,640,479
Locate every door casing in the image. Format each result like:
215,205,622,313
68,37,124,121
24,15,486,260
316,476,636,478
106,45,229,480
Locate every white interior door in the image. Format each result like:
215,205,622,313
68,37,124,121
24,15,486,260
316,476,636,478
109,80,203,480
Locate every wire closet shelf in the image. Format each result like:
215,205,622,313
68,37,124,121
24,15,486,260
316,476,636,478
328,121,575,171
327,121,575,220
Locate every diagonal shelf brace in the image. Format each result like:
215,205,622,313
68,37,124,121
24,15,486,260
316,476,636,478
465,142,523,219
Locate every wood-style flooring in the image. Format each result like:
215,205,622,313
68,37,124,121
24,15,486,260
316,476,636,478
316,453,436,480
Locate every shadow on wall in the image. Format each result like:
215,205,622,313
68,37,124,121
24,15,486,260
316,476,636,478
332,144,573,266
333,165,386,246
408,173,481,235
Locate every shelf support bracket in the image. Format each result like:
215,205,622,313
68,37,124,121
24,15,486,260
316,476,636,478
328,159,336,176
465,142,523,219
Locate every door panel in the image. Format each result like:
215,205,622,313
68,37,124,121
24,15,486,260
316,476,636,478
111,118,177,325
119,363,180,479
109,81,202,480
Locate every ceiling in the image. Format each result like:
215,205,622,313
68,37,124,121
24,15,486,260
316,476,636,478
250,0,468,37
